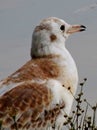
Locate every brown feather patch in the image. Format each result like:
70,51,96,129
2,56,60,85
35,24,51,32
50,34,57,42
0,82,53,128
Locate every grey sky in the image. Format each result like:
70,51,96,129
0,0,97,104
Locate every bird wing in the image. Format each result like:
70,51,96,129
0,57,59,96
0,80,62,129
0,57,66,129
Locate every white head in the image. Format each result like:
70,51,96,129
31,17,86,58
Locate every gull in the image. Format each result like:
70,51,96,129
0,17,86,130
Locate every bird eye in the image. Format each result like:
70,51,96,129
60,25,65,31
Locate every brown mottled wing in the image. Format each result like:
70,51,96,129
0,57,61,129
1,57,59,85
0,81,55,129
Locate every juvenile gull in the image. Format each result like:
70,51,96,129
0,17,86,130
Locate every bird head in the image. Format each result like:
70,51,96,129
31,17,86,58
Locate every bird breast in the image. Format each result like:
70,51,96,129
52,50,78,95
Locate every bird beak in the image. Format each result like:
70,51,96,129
67,25,86,34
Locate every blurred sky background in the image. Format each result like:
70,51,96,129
0,0,97,105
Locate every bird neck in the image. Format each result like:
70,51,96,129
31,39,67,59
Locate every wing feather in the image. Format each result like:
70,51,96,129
0,58,66,129
0,81,53,128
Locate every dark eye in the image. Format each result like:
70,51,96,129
60,25,65,31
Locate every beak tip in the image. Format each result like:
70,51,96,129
80,25,86,29
80,25,86,32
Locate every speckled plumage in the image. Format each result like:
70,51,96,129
0,17,86,130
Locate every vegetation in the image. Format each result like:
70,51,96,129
64,78,97,130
